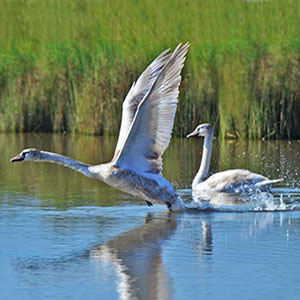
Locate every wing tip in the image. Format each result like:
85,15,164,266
172,42,190,58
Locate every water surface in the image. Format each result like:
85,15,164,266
1,134,300,299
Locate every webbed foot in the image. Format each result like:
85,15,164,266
166,202,172,211
146,200,153,207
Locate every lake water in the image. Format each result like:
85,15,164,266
1,134,300,300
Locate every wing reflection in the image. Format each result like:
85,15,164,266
90,213,176,300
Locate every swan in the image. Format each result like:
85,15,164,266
10,43,189,210
187,123,283,193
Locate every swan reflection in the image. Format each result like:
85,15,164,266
90,213,177,300
199,221,213,254
89,203,299,300
90,211,217,300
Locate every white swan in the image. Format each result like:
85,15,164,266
187,123,283,193
10,43,189,210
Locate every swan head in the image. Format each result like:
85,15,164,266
10,149,42,162
186,123,213,138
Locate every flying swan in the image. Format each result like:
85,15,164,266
187,123,283,193
11,43,189,210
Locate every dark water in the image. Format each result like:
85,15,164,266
1,134,300,300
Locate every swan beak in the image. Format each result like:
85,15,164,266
186,130,198,138
10,154,24,162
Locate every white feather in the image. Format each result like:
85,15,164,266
113,48,172,159
114,43,189,174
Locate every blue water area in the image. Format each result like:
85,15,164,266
1,200,300,300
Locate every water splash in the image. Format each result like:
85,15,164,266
177,188,300,212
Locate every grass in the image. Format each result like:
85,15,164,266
0,0,300,138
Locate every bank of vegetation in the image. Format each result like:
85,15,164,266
0,0,300,139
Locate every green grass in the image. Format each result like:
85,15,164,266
0,0,300,138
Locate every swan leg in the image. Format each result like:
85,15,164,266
145,200,153,207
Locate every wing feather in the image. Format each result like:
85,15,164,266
113,48,172,159
113,43,189,174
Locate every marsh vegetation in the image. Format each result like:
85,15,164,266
1,0,300,139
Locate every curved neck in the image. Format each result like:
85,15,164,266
32,150,93,178
192,131,214,189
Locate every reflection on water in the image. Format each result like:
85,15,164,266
86,209,300,300
198,221,213,254
1,134,300,299
90,213,176,300
90,213,214,300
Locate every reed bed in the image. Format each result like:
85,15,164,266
0,0,300,139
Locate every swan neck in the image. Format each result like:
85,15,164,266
192,131,214,188
34,151,93,177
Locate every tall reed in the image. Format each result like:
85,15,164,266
0,0,300,138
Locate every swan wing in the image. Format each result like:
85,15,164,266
113,48,172,159
200,169,268,192
254,178,283,189
113,43,189,174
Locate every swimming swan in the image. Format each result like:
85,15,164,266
187,123,283,193
10,43,189,210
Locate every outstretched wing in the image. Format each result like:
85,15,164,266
113,48,172,159
113,43,189,174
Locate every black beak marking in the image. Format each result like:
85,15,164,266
10,155,24,162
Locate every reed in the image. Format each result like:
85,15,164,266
0,0,300,138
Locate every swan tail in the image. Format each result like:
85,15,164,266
255,178,284,189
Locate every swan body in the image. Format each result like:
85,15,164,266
193,169,282,193
10,43,190,210
187,123,283,193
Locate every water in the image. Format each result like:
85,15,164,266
1,134,300,300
